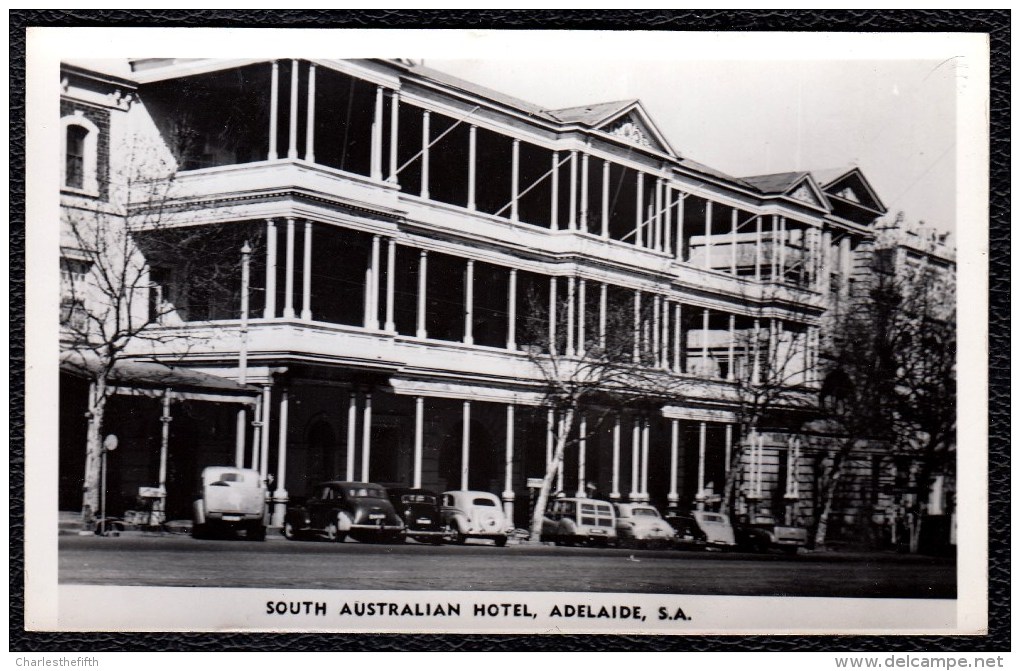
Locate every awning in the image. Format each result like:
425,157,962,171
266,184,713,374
60,350,259,404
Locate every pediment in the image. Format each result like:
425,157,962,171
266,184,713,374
817,168,886,214
596,105,675,156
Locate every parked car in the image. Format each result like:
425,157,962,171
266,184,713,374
385,487,448,544
662,509,708,550
691,510,738,550
192,466,267,541
440,490,512,546
541,497,617,546
735,514,808,554
283,481,404,543
613,502,677,548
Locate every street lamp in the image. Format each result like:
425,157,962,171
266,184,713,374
100,433,118,535
234,241,252,468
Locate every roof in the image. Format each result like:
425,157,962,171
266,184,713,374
810,166,859,188
546,99,639,125
740,171,811,195
60,350,258,395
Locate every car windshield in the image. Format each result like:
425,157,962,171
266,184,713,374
402,494,437,505
472,498,497,507
699,514,726,524
342,485,386,499
631,507,659,517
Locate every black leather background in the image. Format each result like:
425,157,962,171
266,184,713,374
9,9,1010,653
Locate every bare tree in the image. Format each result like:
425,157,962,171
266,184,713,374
61,130,254,529
519,280,697,541
814,217,955,550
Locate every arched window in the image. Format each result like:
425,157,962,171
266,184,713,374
61,114,99,195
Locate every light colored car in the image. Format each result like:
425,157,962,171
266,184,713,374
440,490,512,546
541,497,617,546
692,510,738,550
192,466,267,540
614,503,677,548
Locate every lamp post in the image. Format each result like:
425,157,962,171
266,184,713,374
100,434,118,535
234,241,252,467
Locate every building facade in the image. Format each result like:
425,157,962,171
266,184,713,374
60,58,949,540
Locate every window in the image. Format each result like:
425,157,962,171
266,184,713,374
60,258,89,332
61,114,99,195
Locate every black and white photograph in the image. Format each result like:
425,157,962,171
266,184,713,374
23,27,989,637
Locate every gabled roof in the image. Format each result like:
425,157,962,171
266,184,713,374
546,99,639,125
740,171,829,212
812,166,887,214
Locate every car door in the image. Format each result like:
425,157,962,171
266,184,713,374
307,485,334,530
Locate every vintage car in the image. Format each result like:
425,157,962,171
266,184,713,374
662,509,709,550
691,510,738,550
385,487,448,544
283,481,404,543
735,514,808,554
613,502,677,548
440,490,512,546
541,497,617,546
192,466,267,541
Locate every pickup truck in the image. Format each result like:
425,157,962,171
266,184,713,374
736,514,808,554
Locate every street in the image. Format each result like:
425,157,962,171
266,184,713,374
58,534,956,599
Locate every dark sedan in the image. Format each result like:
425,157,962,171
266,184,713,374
385,487,449,544
283,481,404,543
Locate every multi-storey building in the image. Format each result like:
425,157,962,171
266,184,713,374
59,58,911,537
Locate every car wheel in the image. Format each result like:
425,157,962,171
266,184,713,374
249,523,266,542
494,536,508,548
283,521,297,541
781,546,798,555
451,529,466,545
191,523,207,540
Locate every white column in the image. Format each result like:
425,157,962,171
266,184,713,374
822,228,833,293
345,391,357,480
416,250,428,338
701,307,710,372
371,86,383,180
725,423,734,472
601,160,610,238
610,415,621,500
264,219,277,318
697,421,707,498
257,383,269,477
159,392,172,505
673,302,682,373
664,184,673,255
752,318,761,385
556,413,565,493
770,215,779,279
413,396,424,489
576,413,587,497
675,190,685,261
546,409,555,466
282,217,296,318
268,61,279,160
630,418,640,500
365,235,380,329
568,151,578,230
511,138,520,222
506,268,517,350
730,208,739,274
467,125,477,210
384,238,396,331
503,404,515,519
420,110,430,199
652,295,662,366
272,389,290,525
755,215,763,282
550,152,559,230
461,401,471,490
301,220,313,320
640,419,650,499
635,172,644,247
548,277,557,354
251,394,263,472
703,200,713,269
654,177,663,252
660,298,669,369
579,153,589,231
668,419,679,505
779,217,787,281
632,290,641,363
727,313,736,381
464,259,474,345
598,282,608,351
304,63,316,162
360,392,373,482
565,276,576,356
577,278,587,356
388,91,399,183
287,59,299,159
